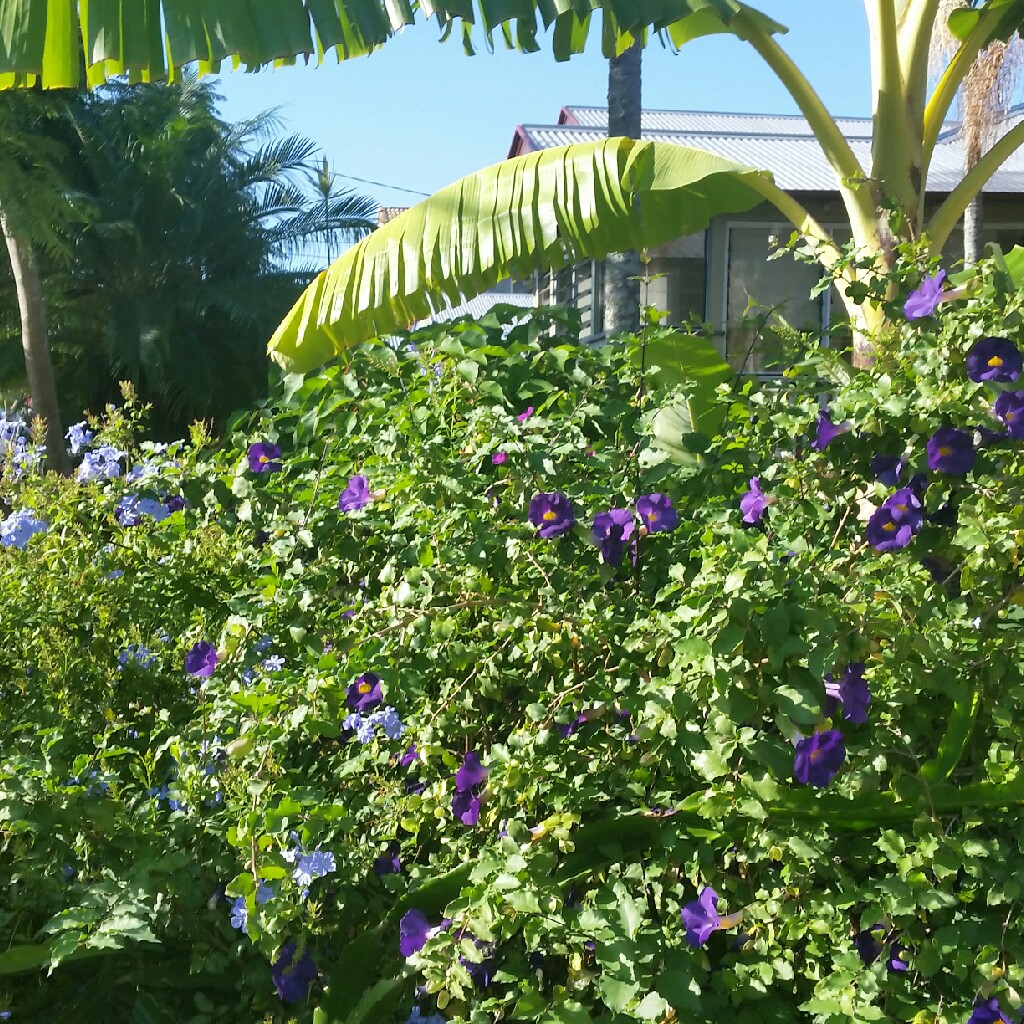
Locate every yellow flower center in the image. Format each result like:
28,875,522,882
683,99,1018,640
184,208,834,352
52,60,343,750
259,455,268,463
358,682,371,694
938,446,952,457
647,512,657,521
895,503,907,512
810,748,822,761
989,355,1004,367
542,510,557,521
1008,411,1017,422
882,521,896,532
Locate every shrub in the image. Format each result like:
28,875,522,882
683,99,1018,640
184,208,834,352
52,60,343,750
1,271,1024,1024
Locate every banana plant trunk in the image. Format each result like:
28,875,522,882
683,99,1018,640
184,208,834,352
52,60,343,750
964,193,983,265
603,41,643,337
0,204,70,475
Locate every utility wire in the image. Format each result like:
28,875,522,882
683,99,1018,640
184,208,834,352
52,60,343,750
332,171,431,197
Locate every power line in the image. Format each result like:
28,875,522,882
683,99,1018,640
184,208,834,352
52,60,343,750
331,172,431,198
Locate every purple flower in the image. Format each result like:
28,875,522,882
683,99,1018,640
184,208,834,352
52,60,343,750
399,909,433,957
248,442,281,474
793,730,846,787
740,477,769,525
966,336,1021,382
455,751,488,792
399,743,419,767
903,269,947,319
452,789,481,825
591,508,636,566
271,942,317,1003
886,942,909,972
491,452,506,465
927,426,975,475
516,406,534,423
812,411,850,451
165,494,187,513
184,640,217,677
528,492,576,539
374,842,402,878
967,997,1013,1024
854,924,884,965
346,672,383,712
866,503,917,552
636,493,678,533
339,474,370,512
870,454,906,486
459,936,496,989
823,662,870,724
993,391,1024,439
681,887,720,947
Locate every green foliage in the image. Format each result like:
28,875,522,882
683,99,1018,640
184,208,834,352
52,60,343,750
2,276,1024,1024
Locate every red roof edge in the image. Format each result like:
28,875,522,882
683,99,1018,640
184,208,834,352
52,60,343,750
507,125,534,159
558,105,579,125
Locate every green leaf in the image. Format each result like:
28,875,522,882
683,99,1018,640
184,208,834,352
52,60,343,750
269,139,772,372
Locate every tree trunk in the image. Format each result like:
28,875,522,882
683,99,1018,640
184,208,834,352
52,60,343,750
963,192,983,265
0,204,70,475
604,41,643,337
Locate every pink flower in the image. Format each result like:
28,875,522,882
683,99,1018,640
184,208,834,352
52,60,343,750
516,407,534,423
491,452,506,465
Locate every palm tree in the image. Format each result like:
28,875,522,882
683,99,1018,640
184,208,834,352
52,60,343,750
0,93,79,474
603,40,643,336
13,78,376,434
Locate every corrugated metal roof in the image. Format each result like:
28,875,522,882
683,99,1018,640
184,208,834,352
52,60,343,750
518,111,1024,193
563,105,876,140
414,291,535,327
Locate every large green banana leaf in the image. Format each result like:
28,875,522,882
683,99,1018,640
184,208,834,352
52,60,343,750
268,138,773,373
0,0,785,89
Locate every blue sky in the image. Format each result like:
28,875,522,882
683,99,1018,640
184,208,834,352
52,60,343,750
210,1,871,217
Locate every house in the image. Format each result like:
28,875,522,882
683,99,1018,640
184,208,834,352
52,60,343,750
508,105,1024,372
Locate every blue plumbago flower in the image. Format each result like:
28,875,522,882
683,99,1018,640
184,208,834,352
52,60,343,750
271,942,317,1003
115,494,171,526
229,896,248,932
994,391,1024,439
254,634,273,655
7,436,42,480
681,887,744,947
374,842,402,878
256,881,274,904
77,445,125,482
293,850,336,891
148,784,185,812
374,706,406,741
812,411,850,451
870,454,906,486
927,426,975,475
636,493,678,533
247,442,282,474
528,492,576,539
399,910,450,957
66,420,94,454
117,644,156,670
184,640,217,677
903,268,947,319
241,667,256,686
823,662,870,724
339,474,371,512
967,997,1014,1024
793,730,846,787
0,509,47,550
346,672,383,712
966,336,1022,383
592,508,636,566
740,477,769,525
342,713,377,744
262,655,286,672
455,751,488,791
